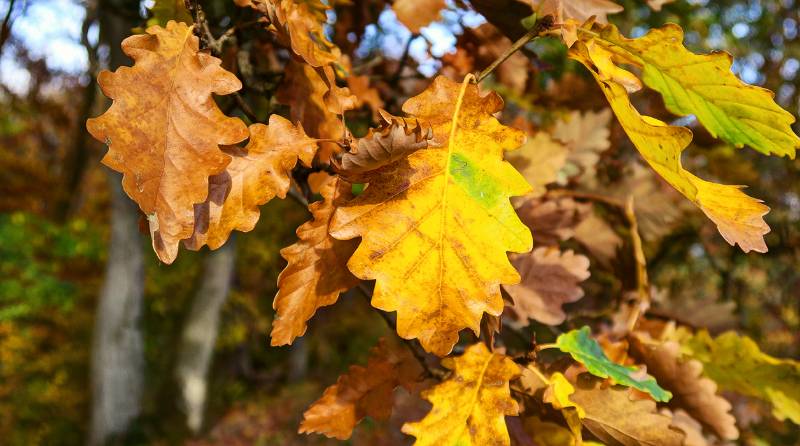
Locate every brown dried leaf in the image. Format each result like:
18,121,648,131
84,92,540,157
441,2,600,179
551,109,612,185
340,110,432,174
393,0,446,33
537,0,623,24
574,209,622,263
662,408,710,446
516,196,592,246
259,0,341,67
299,338,423,440
630,334,739,440
186,116,318,251
277,60,345,161
270,175,360,346
570,375,685,446
504,247,590,325
347,74,385,119
506,132,568,198
86,21,248,264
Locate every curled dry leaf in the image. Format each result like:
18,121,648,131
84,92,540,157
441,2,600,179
340,110,432,175
402,343,520,446
277,60,346,161
300,338,423,440
504,247,590,326
330,76,532,356
186,115,318,251
629,333,739,440
270,174,360,346
392,0,446,33
86,21,248,264
570,375,685,446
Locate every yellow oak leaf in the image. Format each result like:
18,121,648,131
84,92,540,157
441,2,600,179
270,174,360,346
402,343,520,446
330,76,532,356
300,338,423,439
571,42,771,253
185,115,318,251
581,23,799,158
86,21,248,264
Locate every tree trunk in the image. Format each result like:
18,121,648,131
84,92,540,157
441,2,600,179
89,177,145,446
89,2,144,444
175,239,237,433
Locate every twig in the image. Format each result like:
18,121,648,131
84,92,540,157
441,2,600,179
233,91,259,123
0,0,16,55
390,34,418,85
355,283,447,380
477,15,554,83
286,186,309,207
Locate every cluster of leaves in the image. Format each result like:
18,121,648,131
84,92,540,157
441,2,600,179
85,0,800,444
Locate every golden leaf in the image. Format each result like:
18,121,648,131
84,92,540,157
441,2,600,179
402,343,520,446
300,338,423,440
330,76,532,356
571,42,771,253
185,115,318,251
270,174,360,346
258,0,342,68
86,21,248,264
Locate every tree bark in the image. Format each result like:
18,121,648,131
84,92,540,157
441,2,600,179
175,239,237,433
89,2,144,444
89,177,145,446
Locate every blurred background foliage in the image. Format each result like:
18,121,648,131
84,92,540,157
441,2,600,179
0,0,798,444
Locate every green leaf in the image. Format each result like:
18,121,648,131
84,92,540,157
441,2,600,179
679,330,800,424
584,23,799,158
555,327,672,402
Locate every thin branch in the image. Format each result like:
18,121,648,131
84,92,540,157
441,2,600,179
233,91,259,123
477,15,554,83
355,283,447,380
0,0,16,55
390,33,418,85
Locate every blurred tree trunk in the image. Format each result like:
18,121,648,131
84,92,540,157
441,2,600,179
89,2,144,445
175,239,237,433
90,178,144,446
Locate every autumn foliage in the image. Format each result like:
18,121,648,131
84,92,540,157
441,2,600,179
84,0,800,444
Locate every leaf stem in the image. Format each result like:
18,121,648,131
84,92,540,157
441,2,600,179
534,342,559,352
477,15,554,84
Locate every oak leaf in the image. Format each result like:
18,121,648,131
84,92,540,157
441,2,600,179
584,23,800,158
571,41,771,253
270,174,359,346
347,74,385,119
504,247,590,326
185,115,318,251
573,209,622,262
259,0,342,68
678,330,800,424
506,132,568,198
556,327,672,402
570,375,685,446
300,338,423,439
330,76,532,356
402,343,520,445
537,0,623,23
339,110,432,175
277,60,346,161
629,334,738,440
515,196,591,246
551,109,612,185
86,21,249,264
393,0,446,33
